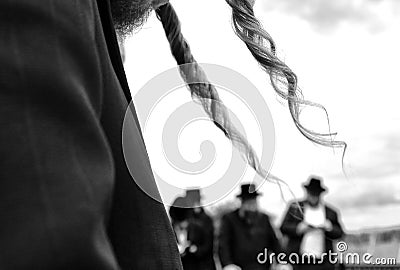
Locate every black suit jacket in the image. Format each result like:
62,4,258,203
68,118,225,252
0,0,182,269
280,200,344,256
218,210,281,270
180,210,216,270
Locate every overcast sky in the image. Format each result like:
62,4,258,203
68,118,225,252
124,0,400,231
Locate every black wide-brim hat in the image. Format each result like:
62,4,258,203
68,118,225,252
236,183,262,199
185,188,202,200
303,176,327,195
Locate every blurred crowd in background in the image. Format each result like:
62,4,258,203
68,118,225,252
169,176,344,270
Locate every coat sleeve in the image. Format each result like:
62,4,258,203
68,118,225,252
325,208,344,240
280,202,302,238
218,215,234,267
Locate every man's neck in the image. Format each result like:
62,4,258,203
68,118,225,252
306,201,323,209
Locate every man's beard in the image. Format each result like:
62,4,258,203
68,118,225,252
243,210,259,225
110,0,153,36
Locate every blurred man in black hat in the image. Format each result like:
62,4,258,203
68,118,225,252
280,176,344,270
185,189,216,270
169,192,216,270
218,184,281,270
169,197,194,256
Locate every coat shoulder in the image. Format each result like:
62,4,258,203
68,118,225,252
221,210,238,221
324,203,340,217
286,200,305,211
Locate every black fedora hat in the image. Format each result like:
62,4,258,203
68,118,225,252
303,176,327,195
236,184,262,199
185,188,202,206
185,188,201,200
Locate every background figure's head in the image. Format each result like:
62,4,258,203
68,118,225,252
169,196,193,225
240,197,258,212
237,184,261,213
303,176,327,207
169,205,192,225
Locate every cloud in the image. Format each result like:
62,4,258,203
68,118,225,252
326,131,400,210
260,0,399,34
354,133,400,179
331,184,400,209
327,129,400,181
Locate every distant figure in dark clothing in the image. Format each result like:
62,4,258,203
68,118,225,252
186,189,214,231
169,192,216,270
280,176,344,270
218,184,281,270
185,189,217,270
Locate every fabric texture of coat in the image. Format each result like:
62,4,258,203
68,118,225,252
0,0,182,269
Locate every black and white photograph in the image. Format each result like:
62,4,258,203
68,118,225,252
1,0,399,269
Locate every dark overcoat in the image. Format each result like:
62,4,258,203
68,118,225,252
0,0,182,269
280,200,344,270
218,210,281,270
181,209,216,270
280,200,344,255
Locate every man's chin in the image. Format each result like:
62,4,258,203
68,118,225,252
110,0,153,36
